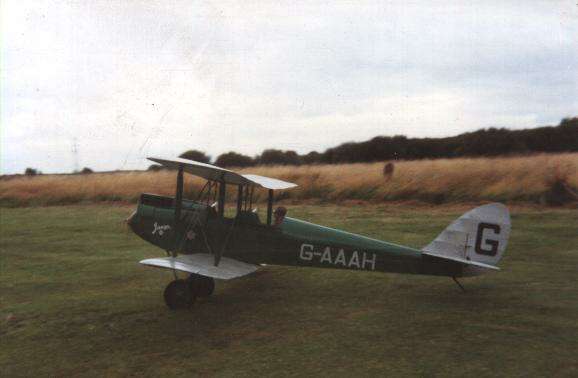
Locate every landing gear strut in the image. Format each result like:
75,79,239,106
163,274,215,310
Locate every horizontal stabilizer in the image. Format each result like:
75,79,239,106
140,253,258,280
422,251,500,271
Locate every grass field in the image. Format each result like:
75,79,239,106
1,204,577,376
2,153,577,206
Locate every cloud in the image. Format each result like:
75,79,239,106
1,0,577,173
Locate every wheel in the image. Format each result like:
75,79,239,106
163,279,195,310
188,275,215,297
199,276,215,297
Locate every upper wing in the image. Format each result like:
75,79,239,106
140,253,258,280
240,174,297,190
147,157,297,190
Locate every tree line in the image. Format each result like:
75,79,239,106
150,117,577,169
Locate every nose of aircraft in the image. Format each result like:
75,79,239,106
126,211,137,230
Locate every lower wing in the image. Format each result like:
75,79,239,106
140,253,258,280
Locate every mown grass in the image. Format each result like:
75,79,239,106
1,204,577,376
1,153,577,206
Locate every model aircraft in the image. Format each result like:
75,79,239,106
127,157,511,309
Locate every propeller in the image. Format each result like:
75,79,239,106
123,211,137,234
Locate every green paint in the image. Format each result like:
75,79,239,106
129,193,460,277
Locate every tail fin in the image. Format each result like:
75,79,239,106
422,203,511,276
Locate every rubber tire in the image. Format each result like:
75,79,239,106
188,275,215,297
163,279,195,310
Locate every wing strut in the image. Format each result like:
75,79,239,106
217,180,226,217
168,165,185,278
214,214,237,266
267,189,273,226
174,164,184,224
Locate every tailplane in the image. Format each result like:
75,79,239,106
422,203,511,276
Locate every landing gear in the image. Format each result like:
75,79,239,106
188,274,215,297
163,275,215,310
163,279,195,310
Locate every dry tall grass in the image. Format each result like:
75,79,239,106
1,153,576,206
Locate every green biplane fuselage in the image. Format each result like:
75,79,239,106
128,158,509,310
130,194,463,280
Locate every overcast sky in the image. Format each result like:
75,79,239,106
1,1,577,174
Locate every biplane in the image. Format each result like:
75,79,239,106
127,157,511,309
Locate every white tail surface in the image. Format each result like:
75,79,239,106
422,203,511,275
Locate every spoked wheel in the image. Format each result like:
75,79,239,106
163,279,195,310
187,274,215,297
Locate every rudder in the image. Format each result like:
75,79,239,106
422,203,511,275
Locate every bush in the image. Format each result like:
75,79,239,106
541,169,578,206
179,150,211,164
215,152,255,168
383,162,394,180
302,151,322,164
24,168,40,176
258,149,301,165
80,167,93,174
147,164,164,171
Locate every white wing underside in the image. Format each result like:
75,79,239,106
140,254,258,280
